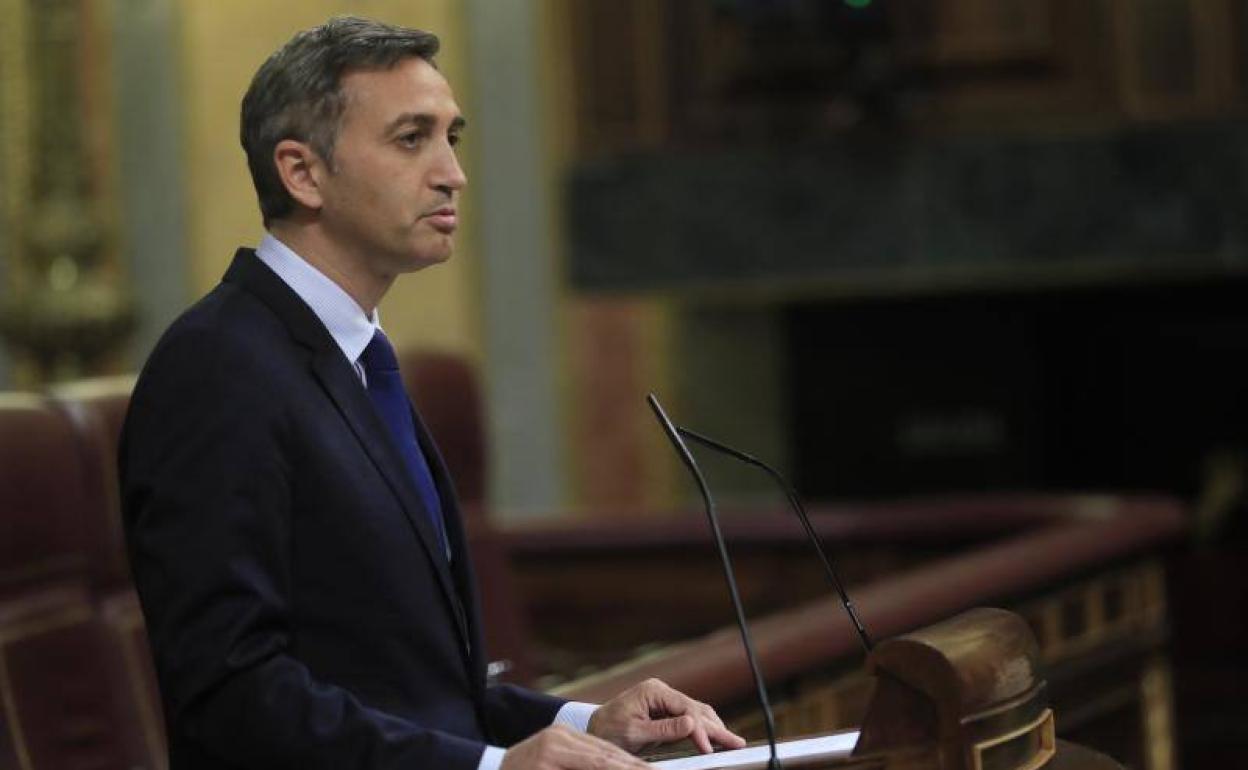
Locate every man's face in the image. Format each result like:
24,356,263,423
316,57,467,277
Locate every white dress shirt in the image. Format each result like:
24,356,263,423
255,234,598,770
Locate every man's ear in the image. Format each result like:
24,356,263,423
274,139,326,211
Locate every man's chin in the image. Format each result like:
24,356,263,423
401,243,454,272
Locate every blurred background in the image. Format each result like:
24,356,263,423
1,1,1246,768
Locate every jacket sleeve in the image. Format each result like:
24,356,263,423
120,325,485,770
481,684,566,746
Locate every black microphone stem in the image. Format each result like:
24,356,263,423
676,426,874,654
646,394,782,770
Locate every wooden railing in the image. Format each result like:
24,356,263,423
501,496,1185,770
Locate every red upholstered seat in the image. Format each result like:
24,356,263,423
0,385,164,768
0,394,92,598
46,378,167,765
98,588,167,769
0,585,154,770
48,376,137,591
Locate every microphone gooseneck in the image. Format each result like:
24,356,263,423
646,394,782,770
675,426,874,654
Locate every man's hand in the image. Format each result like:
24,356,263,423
500,724,649,770
588,678,747,755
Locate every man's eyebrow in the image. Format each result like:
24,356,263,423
384,113,468,135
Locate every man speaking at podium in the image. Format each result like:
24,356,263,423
119,16,744,770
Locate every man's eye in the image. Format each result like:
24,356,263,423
448,133,462,147
398,132,424,147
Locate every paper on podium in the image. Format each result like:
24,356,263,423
650,730,860,769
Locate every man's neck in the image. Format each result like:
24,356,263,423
267,222,391,314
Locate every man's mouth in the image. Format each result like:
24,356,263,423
424,206,457,234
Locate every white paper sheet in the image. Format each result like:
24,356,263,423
650,731,860,770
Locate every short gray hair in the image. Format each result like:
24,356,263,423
240,16,440,226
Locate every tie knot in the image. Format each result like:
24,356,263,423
360,329,400,373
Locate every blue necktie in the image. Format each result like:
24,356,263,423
359,329,448,557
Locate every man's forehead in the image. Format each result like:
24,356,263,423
340,58,462,121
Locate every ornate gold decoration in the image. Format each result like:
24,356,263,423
0,0,134,384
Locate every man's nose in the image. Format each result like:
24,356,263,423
433,145,467,194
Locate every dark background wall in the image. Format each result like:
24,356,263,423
786,277,1248,501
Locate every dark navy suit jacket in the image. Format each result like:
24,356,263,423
120,249,563,769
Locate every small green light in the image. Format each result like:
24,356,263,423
844,0,873,8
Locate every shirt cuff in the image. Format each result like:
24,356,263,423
486,701,600,769
552,701,600,732
477,745,506,770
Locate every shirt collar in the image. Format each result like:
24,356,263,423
255,233,379,366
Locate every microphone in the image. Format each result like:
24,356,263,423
646,393,782,770
674,426,873,654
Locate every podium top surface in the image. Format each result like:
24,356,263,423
648,735,1121,770
868,607,1040,714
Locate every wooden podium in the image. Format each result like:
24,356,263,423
850,607,1076,769
654,608,1121,769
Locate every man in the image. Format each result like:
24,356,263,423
120,16,744,770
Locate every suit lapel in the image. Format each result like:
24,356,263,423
224,249,470,653
410,407,487,678
310,352,468,646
